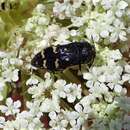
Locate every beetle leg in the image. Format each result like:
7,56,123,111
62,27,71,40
79,63,81,71
88,57,95,68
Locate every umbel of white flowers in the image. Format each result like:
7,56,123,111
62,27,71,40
0,0,130,130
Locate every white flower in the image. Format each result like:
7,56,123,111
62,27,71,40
27,75,53,99
44,72,51,79
83,60,123,87
117,1,128,10
70,30,78,36
0,51,8,58
73,103,88,127
44,24,59,39
110,19,127,42
53,0,83,19
41,24,70,46
124,64,130,72
101,0,112,10
49,111,68,130
54,80,82,103
65,111,81,130
104,64,123,83
1,58,9,68
64,83,82,103
15,111,32,129
24,22,33,32
86,28,100,42
70,125,81,130
92,0,100,6
89,83,109,97
101,0,128,17
0,98,21,116
53,1,68,19
26,100,43,118
40,97,60,113
34,4,45,13
2,68,19,82
73,0,83,8
114,84,123,94
100,30,109,38
107,49,122,61
108,83,127,95
84,0,129,43
3,120,15,130
37,16,49,25
9,58,23,66
15,111,43,130
85,11,114,42
26,75,39,86
80,94,96,106
37,39,49,49
53,79,67,98
115,1,128,17
25,7,49,38
58,28,70,40
71,16,85,27
0,117,5,128
83,66,104,87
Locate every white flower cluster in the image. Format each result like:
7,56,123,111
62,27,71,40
0,98,43,130
1,111,44,130
0,98,21,116
25,4,50,38
38,24,70,49
0,72,82,130
83,50,128,98
53,79,82,103
0,68,129,130
53,0,83,19
81,49,130,129
0,50,23,100
54,0,129,44
0,1,130,130
0,56,22,83
84,0,129,43
27,72,82,112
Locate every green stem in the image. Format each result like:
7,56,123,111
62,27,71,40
6,12,17,26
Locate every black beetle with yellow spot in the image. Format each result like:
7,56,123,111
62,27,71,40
31,42,96,71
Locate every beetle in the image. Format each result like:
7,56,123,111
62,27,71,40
31,41,96,71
